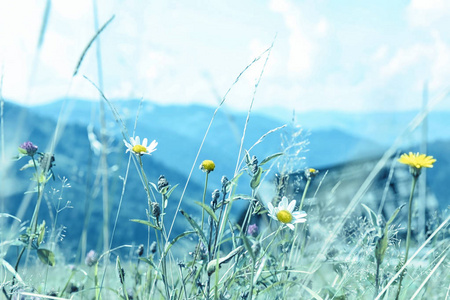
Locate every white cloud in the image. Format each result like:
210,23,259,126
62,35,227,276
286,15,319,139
316,17,328,36
407,0,450,27
269,0,314,77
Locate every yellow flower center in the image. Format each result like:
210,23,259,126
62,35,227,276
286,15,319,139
132,145,147,153
276,210,293,224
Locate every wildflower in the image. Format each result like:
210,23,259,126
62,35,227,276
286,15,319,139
398,152,436,178
85,250,98,267
200,160,215,173
305,168,319,179
247,223,258,236
123,136,157,156
18,141,38,156
267,196,307,230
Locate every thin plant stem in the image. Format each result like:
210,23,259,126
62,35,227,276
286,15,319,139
30,156,42,233
395,175,418,300
299,178,311,211
201,172,210,231
375,260,381,298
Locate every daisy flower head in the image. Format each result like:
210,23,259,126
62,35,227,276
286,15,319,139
123,136,157,156
267,196,307,230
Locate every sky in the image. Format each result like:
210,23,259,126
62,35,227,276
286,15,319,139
1,0,450,113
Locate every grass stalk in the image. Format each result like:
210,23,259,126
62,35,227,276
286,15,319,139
395,175,418,300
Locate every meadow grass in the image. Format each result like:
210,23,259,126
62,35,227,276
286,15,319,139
0,20,449,300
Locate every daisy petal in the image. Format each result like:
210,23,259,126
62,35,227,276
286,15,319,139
286,223,295,230
142,138,148,148
292,211,307,218
287,200,296,212
293,218,307,224
280,196,288,208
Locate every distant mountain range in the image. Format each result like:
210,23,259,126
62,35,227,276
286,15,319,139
1,99,449,255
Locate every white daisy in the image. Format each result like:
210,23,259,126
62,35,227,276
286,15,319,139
267,196,307,230
123,136,158,156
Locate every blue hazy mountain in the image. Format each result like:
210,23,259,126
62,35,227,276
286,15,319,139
2,99,449,254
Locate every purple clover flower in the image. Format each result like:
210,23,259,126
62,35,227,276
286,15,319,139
85,250,99,267
19,141,38,156
247,223,258,236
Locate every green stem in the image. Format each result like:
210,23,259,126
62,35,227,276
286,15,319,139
201,172,210,231
374,260,380,298
248,260,256,300
138,156,153,206
395,175,418,300
59,270,76,297
30,156,43,233
299,178,311,211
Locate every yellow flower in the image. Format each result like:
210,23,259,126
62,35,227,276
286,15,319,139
200,160,215,173
305,168,319,179
398,152,436,169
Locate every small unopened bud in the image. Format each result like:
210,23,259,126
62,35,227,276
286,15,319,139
211,189,220,209
221,176,229,194
152,202,161,219
150,241,157,254
157,175,169,193
250,156,259,174
136,244,144,257
252,242,261,256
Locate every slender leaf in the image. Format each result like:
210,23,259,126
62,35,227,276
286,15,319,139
194,201,218,223
361,203,378,229
149,182,158,192
259,152,283,166
166,183,179,199
231,194,255,202
240,231,255,261
163,231,195,258
139,257,158,269
250,166,263,189
386,204,405,226
130,219,161,231
179,210,208,247
1,259,24,284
